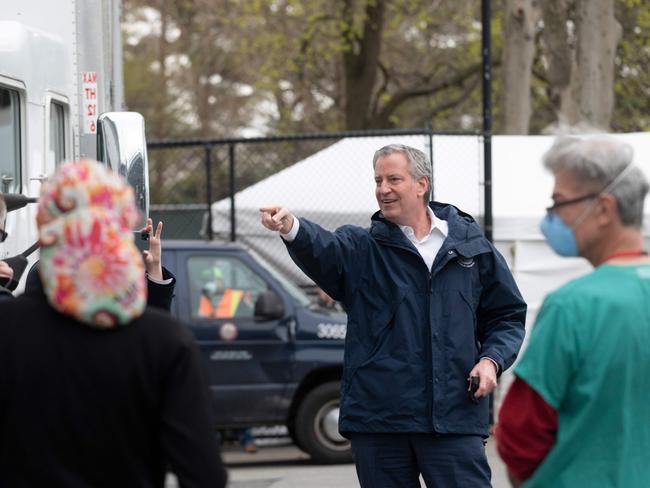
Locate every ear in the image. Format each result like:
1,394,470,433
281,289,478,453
596,193,618,226
416,176,429,198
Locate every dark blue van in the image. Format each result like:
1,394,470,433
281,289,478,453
162,240,350,463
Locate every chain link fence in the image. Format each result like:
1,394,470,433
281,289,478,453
148,129,483,287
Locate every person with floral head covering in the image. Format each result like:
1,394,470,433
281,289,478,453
36,159,147,326
0,160,227,487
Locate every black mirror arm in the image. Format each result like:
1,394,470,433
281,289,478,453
3,194,38,213
21,241,39,258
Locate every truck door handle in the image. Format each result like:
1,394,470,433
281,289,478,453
288,319,296,340
2,174,14,191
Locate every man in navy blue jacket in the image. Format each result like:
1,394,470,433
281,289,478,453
261,144,526,487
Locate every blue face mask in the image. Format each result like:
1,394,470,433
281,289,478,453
540,213,579,257
541,161,638,258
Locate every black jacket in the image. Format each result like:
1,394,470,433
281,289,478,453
0,279,227,488
145,266,177,310
24,262,176,311
0,287,11,301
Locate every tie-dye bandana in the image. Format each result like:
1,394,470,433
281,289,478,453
37,160,146,328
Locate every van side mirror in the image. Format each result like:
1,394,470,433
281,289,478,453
254,290,285,320
96,112,149,230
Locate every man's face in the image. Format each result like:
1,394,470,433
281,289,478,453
550,170,601,253
374,152,427,226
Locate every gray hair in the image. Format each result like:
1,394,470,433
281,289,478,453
372,144,432,204
543,135,649,227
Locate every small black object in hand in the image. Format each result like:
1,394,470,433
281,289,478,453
140,230,150,241
467,376,480,404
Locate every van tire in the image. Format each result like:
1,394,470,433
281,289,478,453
288,424,302,449
294,381,352,464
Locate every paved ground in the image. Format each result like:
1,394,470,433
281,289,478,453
166,438,509,488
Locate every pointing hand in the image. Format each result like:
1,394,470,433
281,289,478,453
259,206,295,234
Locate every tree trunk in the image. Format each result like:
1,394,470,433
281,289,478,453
542,0,621,130
540,0,579,126
156,0,169,139
153,0,169,203
573,0,621,129
342,0,385,130
500,0,540,134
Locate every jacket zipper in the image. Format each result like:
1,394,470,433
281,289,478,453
376,235,447,432
427,272,435,431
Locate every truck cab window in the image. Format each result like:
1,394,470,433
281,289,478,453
188,256,269,319
0,87,21,193
49,101,66,167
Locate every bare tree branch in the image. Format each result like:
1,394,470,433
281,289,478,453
370,60,391,119
427,75,481,119
374,58,500,128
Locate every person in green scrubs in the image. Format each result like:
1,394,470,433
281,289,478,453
496,134,650,487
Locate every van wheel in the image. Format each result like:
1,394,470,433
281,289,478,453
288,424,302,449
294,381,352,464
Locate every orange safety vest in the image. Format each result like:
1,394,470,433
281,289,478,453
198,288,247,318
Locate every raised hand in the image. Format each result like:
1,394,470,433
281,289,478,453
141,218,164,281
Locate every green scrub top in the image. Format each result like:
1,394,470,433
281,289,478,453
515,263,650,488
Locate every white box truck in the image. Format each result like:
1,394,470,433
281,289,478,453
0,0,149,289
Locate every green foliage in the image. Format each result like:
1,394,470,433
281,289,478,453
612,0,650,131
122,0,650,204
123,0,489,137
123,0,650,137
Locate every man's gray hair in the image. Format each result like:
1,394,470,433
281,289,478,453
543,135,649,227
373,144,432,204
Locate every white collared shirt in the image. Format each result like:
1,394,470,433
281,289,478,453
398,206,448,271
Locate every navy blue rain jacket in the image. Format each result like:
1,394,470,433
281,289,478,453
285,202,526,437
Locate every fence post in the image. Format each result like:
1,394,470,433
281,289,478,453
481,0,493,243
205,144,214,240
482,0,496,427
427,123,434,202
229,143,236,242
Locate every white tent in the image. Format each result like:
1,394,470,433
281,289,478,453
210,134,481,284
210,131,650,399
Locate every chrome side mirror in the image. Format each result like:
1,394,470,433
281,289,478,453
96,112,149,230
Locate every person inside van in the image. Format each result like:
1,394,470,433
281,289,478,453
197,263,253,318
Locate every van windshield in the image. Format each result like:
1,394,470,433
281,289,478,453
249,250,312,308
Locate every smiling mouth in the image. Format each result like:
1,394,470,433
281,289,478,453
382,199,397,205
